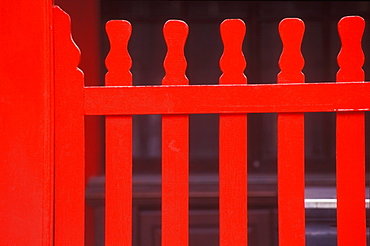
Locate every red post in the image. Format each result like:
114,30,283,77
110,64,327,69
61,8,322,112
52,2,102,244
162,20,189,246
219,19,248,246
54,6,85,245
105,20,133,245
0,1,54,245
336,16,366,246
277,18,306,246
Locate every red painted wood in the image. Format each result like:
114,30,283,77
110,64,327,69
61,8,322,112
3,3,370,244
53,2,103,244
336,16,366,246
54,6,85,245
162,20,189,246
219,19,248,246
0,1,54,245
105,20,133,245
84,81,370,115
277,18,305,246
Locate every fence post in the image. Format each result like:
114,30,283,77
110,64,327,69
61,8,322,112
105,20,133,246
54,6,85,245
336,16,366,246
162,19,190,246
219,19,248,246
277,18,306,246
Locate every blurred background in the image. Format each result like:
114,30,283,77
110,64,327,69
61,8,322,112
54,1,370,245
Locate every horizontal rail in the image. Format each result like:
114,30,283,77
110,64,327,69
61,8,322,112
84,82,370,115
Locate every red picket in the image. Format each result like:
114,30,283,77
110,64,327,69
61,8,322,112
105,20,133,246
277,18,306,246
336,16,366,246
53,6,85,246
219,19,248,246
162,20,189,246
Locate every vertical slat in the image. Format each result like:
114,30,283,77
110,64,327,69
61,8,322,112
105,20,133,245
162,20,189,246
277,18,305,246
219,19,248,246
52,2,104,245
53,6,85,245
336,16,366,246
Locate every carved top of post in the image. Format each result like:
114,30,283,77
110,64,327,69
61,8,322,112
337,16,365,82
219,19,247,85
53,6,83,79
278,18,305,83
163,20,189,86
105,20,132,86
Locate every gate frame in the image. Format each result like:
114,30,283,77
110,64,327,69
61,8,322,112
0,1,54,245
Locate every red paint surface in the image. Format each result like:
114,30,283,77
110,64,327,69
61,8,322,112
0,1,54,245
52,2,102,244
105,20,133,245
277,18,306,246
162,20,189,246
58,0,102,187
54,6,85,245
219,19,248,246
84,82,370,115
336,16,366,246
54,14,369,246
2,2,367,243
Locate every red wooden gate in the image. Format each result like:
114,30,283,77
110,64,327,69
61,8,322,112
54,6,368,246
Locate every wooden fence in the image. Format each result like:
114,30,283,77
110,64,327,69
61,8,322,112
54,5,367,246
